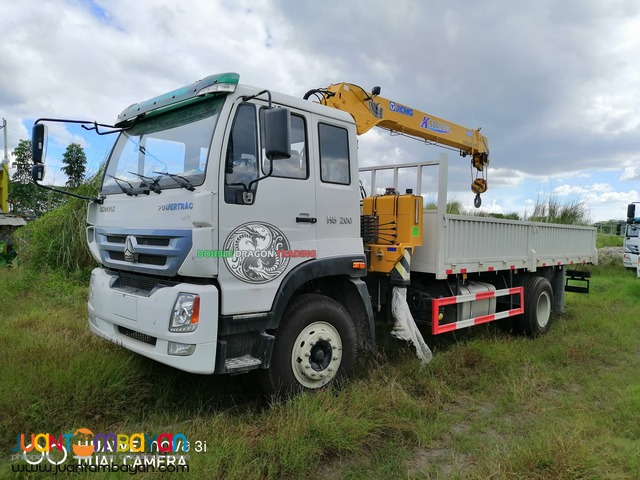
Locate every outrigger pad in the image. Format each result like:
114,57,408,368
565,269,591,294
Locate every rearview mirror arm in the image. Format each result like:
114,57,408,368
34,118,136,136
31,173,105,204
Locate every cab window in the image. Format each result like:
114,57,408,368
261,111,308,180
224,103,258,204
318,123,350,185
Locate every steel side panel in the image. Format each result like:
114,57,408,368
412,213,597,276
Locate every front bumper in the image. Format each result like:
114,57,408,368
88,268,218,374
623,253,638,269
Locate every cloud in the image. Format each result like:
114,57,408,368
2,0,639,222
553,183,613,196
620,166,639,181
46,123,89,149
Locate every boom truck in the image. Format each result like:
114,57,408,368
30,73,597,394
617,203,639,270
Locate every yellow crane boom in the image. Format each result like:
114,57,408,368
304,82,489,206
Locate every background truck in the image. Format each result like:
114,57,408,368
30,73,597,394
618,203,639,270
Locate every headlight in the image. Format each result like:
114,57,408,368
169,294,200,332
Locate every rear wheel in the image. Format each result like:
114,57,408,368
518,276,554,336
260,293,357,396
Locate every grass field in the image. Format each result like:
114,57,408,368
0,261,638,479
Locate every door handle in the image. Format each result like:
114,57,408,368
296,216,317,224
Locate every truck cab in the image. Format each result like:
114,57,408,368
621,224,639,269
618,203,640,269
78,73,372,391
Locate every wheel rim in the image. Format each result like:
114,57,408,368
536,291,552,328
291,321,343,389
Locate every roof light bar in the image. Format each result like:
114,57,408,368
116,72,240,125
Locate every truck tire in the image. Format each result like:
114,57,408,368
260,293,357,396
518,276,554,336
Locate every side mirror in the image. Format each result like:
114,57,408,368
616,223,622,236
263,108,291,160
32,124,48,164
31,164,45,183
627,203,636,224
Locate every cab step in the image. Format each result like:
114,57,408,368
225,355,262,373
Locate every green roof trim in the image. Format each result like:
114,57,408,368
116,72,239,125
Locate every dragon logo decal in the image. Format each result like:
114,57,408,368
223,222,290,284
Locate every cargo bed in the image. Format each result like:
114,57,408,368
412,212,597,278
360,155,598,280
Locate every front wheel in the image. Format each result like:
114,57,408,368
518,276,554,336
260,293,357,396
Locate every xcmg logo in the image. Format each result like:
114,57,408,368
389,101,413,117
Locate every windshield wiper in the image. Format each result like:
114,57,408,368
106,174,150,196
128,171,162,194
152,171,195,191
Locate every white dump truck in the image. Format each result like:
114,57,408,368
30,73,597,394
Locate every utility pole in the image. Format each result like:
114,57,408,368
1,118,9,213
1,118,7,164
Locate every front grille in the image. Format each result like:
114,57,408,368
97,228,191,276
628,245,639,254
109,252,167,266
106,236,170,247
137,237,170,247
138,254,167,265
118,326,157,346
121,275,159,292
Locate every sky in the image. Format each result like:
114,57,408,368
1,0,639,222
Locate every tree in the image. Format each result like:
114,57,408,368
61,143,87,188
11,139,32,184
8,139,57,218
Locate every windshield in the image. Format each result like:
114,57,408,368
627,225,640,238
102,97,224,194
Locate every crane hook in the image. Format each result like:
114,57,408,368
471,178,487,208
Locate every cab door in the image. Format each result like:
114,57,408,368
311,115,361,260
217,100,317,315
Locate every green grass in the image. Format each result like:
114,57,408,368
597,233,624,248
1,264,639,479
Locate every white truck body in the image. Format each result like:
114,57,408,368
416,213,597,277
622,224,639,269
86,80,362,375
31,74,598,393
